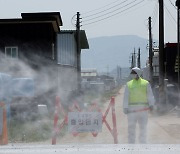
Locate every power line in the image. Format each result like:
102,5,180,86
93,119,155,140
164,4,176,24
82,0,125,15
71,14,77,27
82,0,145,26
151,2,158,29
83,0,138,22
151,2,158,20
82,0,128,18
168,0,177,9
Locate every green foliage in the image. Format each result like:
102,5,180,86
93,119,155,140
8,118,53,143
8,86,121,142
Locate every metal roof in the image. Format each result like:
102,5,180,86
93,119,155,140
165,43,177,48
0,12,63,33
60,30,89,49
81,68,97,77
21,12,62,26
81,68,97,73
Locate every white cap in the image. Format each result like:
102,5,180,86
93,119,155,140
131,67,142,77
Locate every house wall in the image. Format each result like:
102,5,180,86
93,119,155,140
57,33,77,67
0,23,56,64
0,22,58,79
0,23,59,112
56,33,78,104
57,66,78,101
0,23,81,111
164,44,178,85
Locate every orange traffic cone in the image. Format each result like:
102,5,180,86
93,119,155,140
0,102,8,145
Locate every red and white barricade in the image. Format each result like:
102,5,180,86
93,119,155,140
52,96,118,145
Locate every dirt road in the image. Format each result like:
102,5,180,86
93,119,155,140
56,86,180,144
3,87,180,154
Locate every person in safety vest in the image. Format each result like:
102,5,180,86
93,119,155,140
123,67,155,144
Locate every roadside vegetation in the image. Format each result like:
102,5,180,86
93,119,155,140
8,86,121,143
8,117,53,143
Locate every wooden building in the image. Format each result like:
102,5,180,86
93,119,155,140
0,12,89,115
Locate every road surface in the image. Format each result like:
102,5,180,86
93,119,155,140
55,86,180,144
1,86,180,153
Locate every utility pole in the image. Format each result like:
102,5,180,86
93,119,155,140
148,17,153,84
176,0,180,106
131,54,134,69
137,47,141,68
159,0,166,111
117,65,121,85
133,48,136,67
76,12,81,92
130,49,136,68
117,66,119,85
119,66,122,82
176,0,180,91
107,65,109,76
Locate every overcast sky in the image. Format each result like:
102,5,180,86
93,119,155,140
0,0,177,42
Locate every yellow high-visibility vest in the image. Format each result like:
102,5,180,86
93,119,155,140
127,78,149,106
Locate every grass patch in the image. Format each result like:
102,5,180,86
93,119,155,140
8,117,53,143
8,86,121,142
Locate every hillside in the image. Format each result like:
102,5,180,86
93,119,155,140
81,35,149,77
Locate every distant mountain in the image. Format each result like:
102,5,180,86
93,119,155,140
81,35,149,77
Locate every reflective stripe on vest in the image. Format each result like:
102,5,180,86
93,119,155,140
127,78,148,106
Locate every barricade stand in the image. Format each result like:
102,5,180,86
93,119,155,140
0,102,8,145
88,97,118,143
111,97,118,144
52,96,118,144
87,102,101,137
68,101,82,112
68,101,82,137
52,96,68,145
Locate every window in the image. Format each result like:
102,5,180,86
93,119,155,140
5,46,18,58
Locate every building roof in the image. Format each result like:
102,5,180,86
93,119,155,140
60,30,89,49
81,69,97,77
165,43,177,48
81,68,97,73
0,12,63,32
81,72,97,77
